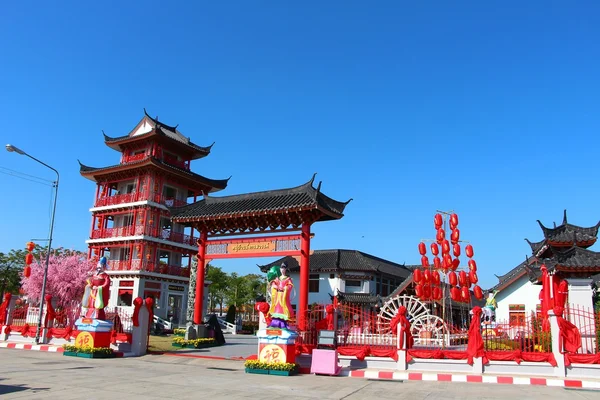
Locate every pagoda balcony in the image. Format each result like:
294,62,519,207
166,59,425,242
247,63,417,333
90,225,196,247
93,192,188,208
122,153,148,164
107,259,190,277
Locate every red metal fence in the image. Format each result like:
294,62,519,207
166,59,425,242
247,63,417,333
564,304,599,354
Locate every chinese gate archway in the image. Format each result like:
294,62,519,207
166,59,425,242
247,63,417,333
170,175,351,329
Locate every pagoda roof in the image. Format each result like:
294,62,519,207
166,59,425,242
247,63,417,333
103,109,214,160
170,175,352,234
337,291,382,305
545,246,600,273
490,256,539,293
535,210,600,248
78,157,229,193
258,249,412,279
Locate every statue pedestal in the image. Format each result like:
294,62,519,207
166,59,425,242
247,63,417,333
75,318,113,348
256,328,298,364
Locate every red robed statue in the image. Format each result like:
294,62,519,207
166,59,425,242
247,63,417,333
82,257,111,320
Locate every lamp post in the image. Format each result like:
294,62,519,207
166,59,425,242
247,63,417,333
6,144,59,345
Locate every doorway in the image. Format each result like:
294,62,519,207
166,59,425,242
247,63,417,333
167,294,183,326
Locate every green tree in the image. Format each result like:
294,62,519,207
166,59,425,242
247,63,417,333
206,264,228,314
0,244,45,299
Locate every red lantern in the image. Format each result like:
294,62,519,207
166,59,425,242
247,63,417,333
452,258,460,271
450,287,460,301
436,228,445,243
441,240,450,255
433,287,442,300
473,285,483,300
458,270,467,287
432,270,440,286
450,228,460,244
23,265,31,278
25,253,33,265
469,270,479,285
423,269,431,283
430,243,439,256
453,243,461,257
465,244,474,258
418,242,427,256
468,259,477,271
433,256,441,270
415,284,423,298
434,213,443,230
461,286,470,302
26,241,35,252
449,213,459,230
423,284,432,300
448,271,457,286
421,255,430,267
413,269,422,284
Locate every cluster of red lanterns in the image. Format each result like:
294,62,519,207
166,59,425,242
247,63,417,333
413,213,483,303
23,241,35,278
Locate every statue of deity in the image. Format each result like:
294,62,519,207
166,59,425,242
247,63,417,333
268,263,294,329
82,257,111,320
482,290,497,324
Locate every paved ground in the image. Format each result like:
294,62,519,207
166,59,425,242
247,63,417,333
175,333,257,359
1,348,600,399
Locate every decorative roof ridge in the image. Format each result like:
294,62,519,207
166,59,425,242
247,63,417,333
144,107,179,132
200,174,321,205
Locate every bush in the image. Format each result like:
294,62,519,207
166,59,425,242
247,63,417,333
244,360,298,371
173,328,186,335
62,344,113,355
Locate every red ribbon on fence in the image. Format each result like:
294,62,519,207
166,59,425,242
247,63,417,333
44,295,55,328
553,306,582,354
390,306,413,350
0,293,12,325
565,353,600,367
132,297,143,327
466,306,485,364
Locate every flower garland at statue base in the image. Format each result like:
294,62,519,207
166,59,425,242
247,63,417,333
244,360,299,376
62,344,115,359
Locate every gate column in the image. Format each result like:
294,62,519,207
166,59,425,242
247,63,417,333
298,223,311,330
194,229,208,324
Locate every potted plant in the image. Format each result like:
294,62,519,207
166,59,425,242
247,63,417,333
173,328,186,337
244,360,270,375
62,344,78,357
62,344,115,359
244,360,299,376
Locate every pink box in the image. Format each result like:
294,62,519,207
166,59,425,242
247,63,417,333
310,349,342,376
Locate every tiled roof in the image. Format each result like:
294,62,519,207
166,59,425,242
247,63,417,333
545,246,600,272
489,256,539,292
103,109,214,159
78,157,229,192
258,249,412,279
337,291,382,305
170,176,351,224
536,210,600,247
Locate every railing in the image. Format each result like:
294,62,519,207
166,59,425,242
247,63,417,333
107,259,190,277
564,304,599,354
106,307,134,333
90,225,195,247
122,153,148,164
163,154,187,170
481,313,552,353
9,306,29,327
94,191,189,208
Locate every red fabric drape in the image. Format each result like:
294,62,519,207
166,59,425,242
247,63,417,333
295,344,315,355
565,353,600,367
522,352,557,367
406,349,469,363
46,327,73,340
0,293,12,325
44,295,55,327
486,350,522,364
369,347,399,361
145,297,154,331
390,306,413,350
466,306,484,364
337,346,369,361
132,297,143,327
554,306,582,353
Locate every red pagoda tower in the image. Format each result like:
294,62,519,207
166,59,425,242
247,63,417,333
79,109,229,325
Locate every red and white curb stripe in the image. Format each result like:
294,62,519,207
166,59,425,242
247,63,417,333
0,342,64,352
348,370,600,389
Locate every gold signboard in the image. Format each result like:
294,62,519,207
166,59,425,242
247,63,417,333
227,241,276,254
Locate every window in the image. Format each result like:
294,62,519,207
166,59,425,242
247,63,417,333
309,274,320,293
509,304,526,326
346,280,362,287
330,273,335,279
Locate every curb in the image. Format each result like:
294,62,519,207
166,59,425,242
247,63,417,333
348,369,600,389
0,342,129,357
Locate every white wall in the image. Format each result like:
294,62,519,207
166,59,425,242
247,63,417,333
495,275,541,322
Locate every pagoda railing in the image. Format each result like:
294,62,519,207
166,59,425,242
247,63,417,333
94,192,188,208
90,225,196,247
163,154,188,170
122,153,148,164
107,259,190,277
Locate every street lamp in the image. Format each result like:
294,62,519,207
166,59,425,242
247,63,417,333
6,144,59,345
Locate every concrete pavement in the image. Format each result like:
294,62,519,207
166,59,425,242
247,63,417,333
1,348,599,400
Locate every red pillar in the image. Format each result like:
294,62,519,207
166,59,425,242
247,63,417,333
194,229,208,324
299,223,311,330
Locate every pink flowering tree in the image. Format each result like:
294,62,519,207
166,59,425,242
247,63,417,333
21,251,94,308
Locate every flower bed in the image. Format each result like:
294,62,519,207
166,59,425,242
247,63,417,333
62,344,115,359
171,336,218,349
173,328,186,337
244,360,299,376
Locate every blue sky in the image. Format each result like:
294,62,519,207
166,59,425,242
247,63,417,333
1,2,598,289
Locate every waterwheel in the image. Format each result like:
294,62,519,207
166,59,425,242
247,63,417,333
411,314,448,347
377,295,430,334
